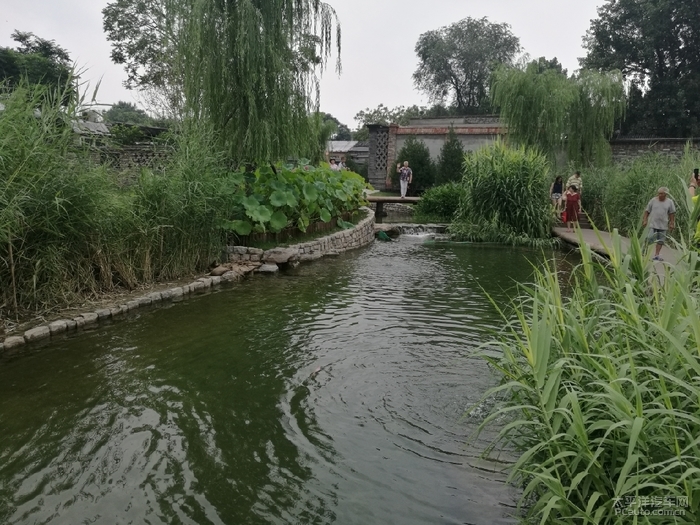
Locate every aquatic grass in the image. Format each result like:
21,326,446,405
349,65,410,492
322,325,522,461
475,229,700,523
452,142,553,245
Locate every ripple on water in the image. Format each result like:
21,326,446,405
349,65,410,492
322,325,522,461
0,236,572,524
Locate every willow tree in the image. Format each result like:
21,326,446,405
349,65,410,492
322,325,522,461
491,61,625,166
175,0,340,163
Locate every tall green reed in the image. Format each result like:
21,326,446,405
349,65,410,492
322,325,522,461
581,148,700,237
0,86,235,324
475,231,700,523
452,142,554,246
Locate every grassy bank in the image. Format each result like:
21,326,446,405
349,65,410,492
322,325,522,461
476,234,700,523
0,86,367,329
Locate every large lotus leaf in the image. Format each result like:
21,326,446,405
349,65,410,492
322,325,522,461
335,189,348,201
303,183,318,202
319,208,332,223
270,180,288,192
286,192,298,207
231,220,253,236
270,190,287,207
248,205,273,224
269,210,288,232
242,196,261,211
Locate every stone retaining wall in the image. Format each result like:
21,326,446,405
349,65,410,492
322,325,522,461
227,207,376,266
0,207,375,358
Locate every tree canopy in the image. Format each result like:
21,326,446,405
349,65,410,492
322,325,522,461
102,101,151,125
321,113,352,141
104,0,341,163
581,0,700,137
0,31,73,94
491,60,626,166
413,17,521,114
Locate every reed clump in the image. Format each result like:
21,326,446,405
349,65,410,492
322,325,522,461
477,232,700,523
0,85,368,328
451,142,555,247
0,86,234,324
581,148,700,237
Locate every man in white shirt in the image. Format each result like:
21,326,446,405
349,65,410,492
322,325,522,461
642,186,676,261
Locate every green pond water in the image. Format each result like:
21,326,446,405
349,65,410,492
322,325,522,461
0,236,576,525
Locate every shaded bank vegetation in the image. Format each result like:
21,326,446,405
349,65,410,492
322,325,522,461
0,86,366,326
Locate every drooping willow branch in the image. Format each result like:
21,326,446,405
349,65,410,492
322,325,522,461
491,63,625,166
173,0,341,164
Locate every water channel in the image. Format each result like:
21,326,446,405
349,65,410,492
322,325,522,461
0,235,576,525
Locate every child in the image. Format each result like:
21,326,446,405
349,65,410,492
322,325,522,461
564,185,581,232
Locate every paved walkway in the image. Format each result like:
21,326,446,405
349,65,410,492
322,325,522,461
552,227,681,267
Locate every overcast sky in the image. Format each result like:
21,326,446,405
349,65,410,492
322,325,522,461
1,0,605,128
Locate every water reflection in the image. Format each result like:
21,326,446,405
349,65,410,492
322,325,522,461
0,237,578,524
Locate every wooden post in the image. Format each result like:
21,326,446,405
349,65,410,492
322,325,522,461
375,202,384,224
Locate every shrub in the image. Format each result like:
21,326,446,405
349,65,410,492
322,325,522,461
453,142,552,244
414,183,464,222
475,235,700,523
581,149,700,238
393,136,434,194
435,127,465,184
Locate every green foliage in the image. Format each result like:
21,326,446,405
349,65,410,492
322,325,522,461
0,31,73,98
175,0,340,163
581,148,700,239
414,183,465,222
453,142,552,243
321,112,352,141
436,127,465,184
109,124,148,145
344,158,368,181
352,103,458,139
491,63,626,166
103,0,173,90
413,17,521,113
394,137,435,194
582,0,700,137
0,87,367,324
103,101,151,125
475,235,700,523
220,162,368,237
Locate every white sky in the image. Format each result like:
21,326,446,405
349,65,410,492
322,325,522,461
1,0,604,128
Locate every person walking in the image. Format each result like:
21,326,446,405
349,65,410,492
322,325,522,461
550,176,564,211
396,161,413,198
642,186,676,261
564,185,581,232
566,171,583,195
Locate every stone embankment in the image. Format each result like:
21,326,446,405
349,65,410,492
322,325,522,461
0,208,375,357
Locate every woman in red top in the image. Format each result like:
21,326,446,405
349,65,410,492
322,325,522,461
564,185,582,232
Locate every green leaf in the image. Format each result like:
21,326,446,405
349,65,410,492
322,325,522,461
269,210,288,232
285,192,298,207
231,220,252,236
270,190,287,207
334,188,348,201
303,183,318,202
242,196,260,211
320,208,332,222
248,205,272,224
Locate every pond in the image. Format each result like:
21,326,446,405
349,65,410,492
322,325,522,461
0,236,577,525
